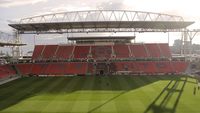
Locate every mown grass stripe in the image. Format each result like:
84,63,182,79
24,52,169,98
114,76,134,113
39,77,73,113
70,76,91,113
0,77,38,98
0,77,55,112
0,77,41,103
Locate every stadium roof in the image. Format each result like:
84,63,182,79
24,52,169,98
0,42,26,47
9,10,194,34
68,36,135,40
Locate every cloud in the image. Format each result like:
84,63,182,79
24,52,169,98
32,3,93,16
123,0,200,19
50,5,92,12
32,0,126,17
97,0,126,10
0,0,47,7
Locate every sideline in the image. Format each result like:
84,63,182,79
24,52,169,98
0,76,21,85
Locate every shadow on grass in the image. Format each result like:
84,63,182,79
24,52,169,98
0,75,187,112
144,76,190,113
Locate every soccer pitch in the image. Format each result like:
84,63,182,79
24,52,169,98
0,75,200,113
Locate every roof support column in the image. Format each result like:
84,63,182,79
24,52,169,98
12,31,22,59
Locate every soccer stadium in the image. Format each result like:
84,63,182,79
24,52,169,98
0,10,200,113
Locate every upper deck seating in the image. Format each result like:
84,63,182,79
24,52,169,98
91,45,112,60
130,44,148,58
73,46,90,59
42,45,58,59
145,44,161,58
55,45,74,60
113,45,130,58
158,44,171,58
32,45,45,60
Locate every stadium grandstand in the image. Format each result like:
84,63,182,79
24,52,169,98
0,10,195,80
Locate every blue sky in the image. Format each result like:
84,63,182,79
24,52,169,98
0,0,200,55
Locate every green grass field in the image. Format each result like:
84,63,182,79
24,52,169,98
0,75,200,113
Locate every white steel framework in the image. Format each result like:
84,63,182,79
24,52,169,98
19,10,184,23
9,10,193,34
0,31,14,44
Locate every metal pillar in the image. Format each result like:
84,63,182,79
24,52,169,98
181,29,188,55
12,31,21,58
168,32,170,46
187,31,198,55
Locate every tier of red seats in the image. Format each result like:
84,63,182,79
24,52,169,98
15,61,188,76
32,43,172,60
0,65,16,79
112,61,186,74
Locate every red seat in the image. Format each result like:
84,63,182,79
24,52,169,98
130,44,148,58
32,45,45,60
172,61,188,73
15,64,32,75
87,63,94,75
31,63,49,75
42,45,58,59
64,62,88,75
91,45,112,59
155,61,173,73
45,63,66,75
55,45,73,59
158,44,171,58
137,61,157,74
114,62,132,71
112,62,140,74
113,45,130,58
0,65,16,79
74,46,90,59
145,44,161,58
